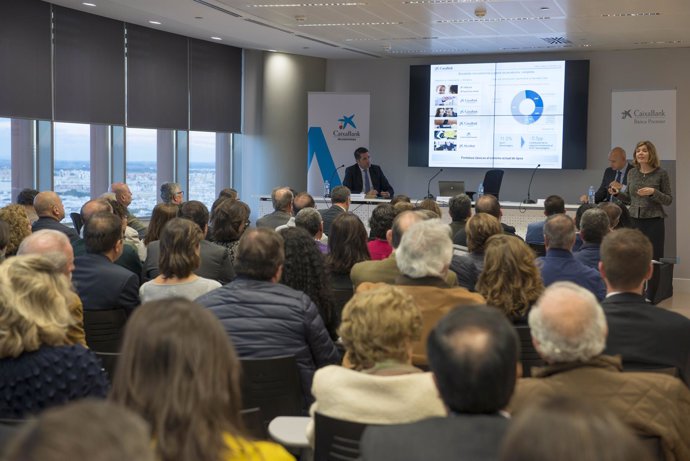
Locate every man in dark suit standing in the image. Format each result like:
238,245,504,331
342,147,394,198
31,191,79,242
581,147,631,203
319,185,350,236
72,212,140,314
360,306,515,461
600,228,690,384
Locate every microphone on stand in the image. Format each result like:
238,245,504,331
325,164,345,198
523,163,541,204
426,168,444,199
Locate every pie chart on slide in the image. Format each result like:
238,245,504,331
511,90,544,125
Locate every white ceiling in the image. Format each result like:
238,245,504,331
45,0,690,59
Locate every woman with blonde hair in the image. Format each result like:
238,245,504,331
0,254,108,419
0,204,32,256
110,298,294,461
306,285,445,444
477,234,543,323
450,213,503,291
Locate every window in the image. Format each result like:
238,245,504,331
0,118,10,205
189,131,216,210
53,122,90,219
126,128,157,216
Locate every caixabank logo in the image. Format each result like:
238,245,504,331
620,107,667,125
333,114,361,140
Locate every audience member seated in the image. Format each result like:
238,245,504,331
17,230,86,346
351,210,458,288
110,182,147,237
320,186,350,236
598,201,623,229
16,187,39,224
276,191,318,232
0,255,108,419
4,400,155,461
358,220,484,366
326,212,370,291
257,186,293,229
143,203,180,246
196,228,340,407
31,191,79,242
361,306,517,461
140,218,221,303
600,229,690,384
525,195,565,245
389,194,411,206
73,212,140,314
106,197,146,262
306,285,445,445
393,201,414,213
0,204,32,256
207,200,251,266
367,203,395,260
0,220,8,262
279,227,338,340
450,213,502,291
209,196,236,236
500,396,652,461
573,203,595,251
475,194,520,238
509,282,690,460
145,201,236,284
477,234,544,324
159,182,184,206
574,208,610,269
415,198,442,218
448,193,471,246
219,187,238,200
295,207,328,254
110,298,295,461
538,214,606,300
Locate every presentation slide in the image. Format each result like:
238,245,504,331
428,61,566,169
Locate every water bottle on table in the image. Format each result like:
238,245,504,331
324,180,331,198
588,185,595,204
477,182,484,199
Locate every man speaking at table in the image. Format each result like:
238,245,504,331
342,147,394,198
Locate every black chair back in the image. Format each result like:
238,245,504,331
70,212,84,234
83,308,128,353
240,407,269,440
240,356,303,428
94,351,120,381
313,413,370,461
528,243,546,258
483,169,504,200
514,325,544,377
623,361,681,380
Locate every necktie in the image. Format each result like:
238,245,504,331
615,169,622,184
364,169,371,193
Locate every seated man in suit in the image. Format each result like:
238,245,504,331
360,305,516,461
351,210,457,288
72,212,140,314
110,182,147,238
256,186,293,229
573,208,610,270
319,185,350,236
509,282,690,460
160,182,184,205
31,191,79,242
342,147,394,198
600,228,690,385
580,146,631,204
448,193,471,245
144,200,236,284
525,194,565,245
474,194,520,238
538,214,606,301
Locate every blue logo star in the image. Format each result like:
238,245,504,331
338,114,357,129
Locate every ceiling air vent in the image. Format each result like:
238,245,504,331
192,0,242,18
541,36,572,45
243,18,294,34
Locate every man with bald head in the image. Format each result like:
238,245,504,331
509,282,690,460
350,210,458,288
581,147,631,204
17,230,85,346
257,186,293,229
31,191,79,242
474,194,519,237
110,182,146,237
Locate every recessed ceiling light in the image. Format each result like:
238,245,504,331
82,2,96,6
601,12,660,17
148,20,162,25
268,49,277,52
298,21,402,27
247,2,365,7
540,6,549,10
435,16,549,23
211,36,222,40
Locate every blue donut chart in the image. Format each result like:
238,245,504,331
511,90,544,125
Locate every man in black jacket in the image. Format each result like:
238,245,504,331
580,146,631,203
342,147,394,198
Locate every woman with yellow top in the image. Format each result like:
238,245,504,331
110,298,294,461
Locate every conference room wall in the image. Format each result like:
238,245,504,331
325,47,688,284
237,50,326,219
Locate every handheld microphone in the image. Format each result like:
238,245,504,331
523,163,541,204
325,164,345,198
426,168,444,199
